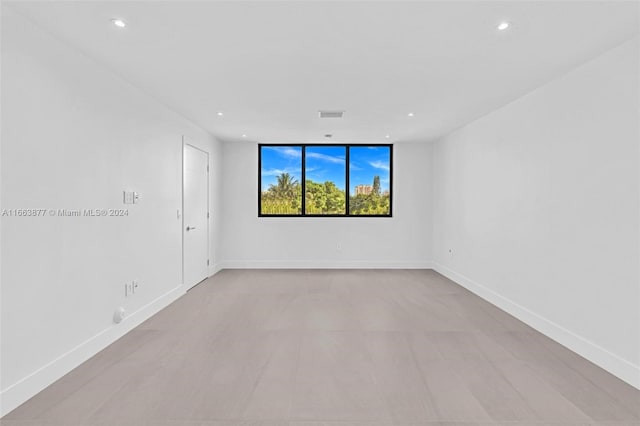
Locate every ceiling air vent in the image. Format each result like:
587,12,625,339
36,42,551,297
318,110,344,119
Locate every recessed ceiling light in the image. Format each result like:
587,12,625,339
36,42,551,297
242,134,247,138
111,19,126,28
497,21,510,31
408,112,414,117
385,134,390,139
217,112,223,116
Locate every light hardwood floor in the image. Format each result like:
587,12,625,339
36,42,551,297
4,269,639,425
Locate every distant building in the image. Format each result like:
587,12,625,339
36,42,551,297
354,184,373,195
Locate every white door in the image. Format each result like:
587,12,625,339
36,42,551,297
183,142,209,290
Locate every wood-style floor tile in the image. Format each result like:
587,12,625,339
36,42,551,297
3,270,638,426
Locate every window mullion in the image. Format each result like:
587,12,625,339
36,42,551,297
301,146,306,216
345,146,350,216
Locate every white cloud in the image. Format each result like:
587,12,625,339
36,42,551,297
261,168,297,177
281,148,302,158
307,152,345,164
369,160,390,171
263,146,301,159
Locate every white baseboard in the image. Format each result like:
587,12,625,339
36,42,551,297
0,285,186,417
209,262,223,277
432,262,640,390
219,259,434,269
5,262,636,419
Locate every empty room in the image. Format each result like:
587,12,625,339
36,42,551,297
1,1,639,425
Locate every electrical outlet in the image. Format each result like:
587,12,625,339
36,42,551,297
336,242,342,251
448,248,454,257
132,280,139,294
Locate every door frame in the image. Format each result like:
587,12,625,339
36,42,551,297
182,137,210,290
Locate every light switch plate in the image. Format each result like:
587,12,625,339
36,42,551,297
123,191,135,204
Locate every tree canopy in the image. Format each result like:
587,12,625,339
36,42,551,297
261,173,389,215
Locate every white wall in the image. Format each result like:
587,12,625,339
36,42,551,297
0,8,222,415
2,3,637,419
220,141,433,269
432,37,639,388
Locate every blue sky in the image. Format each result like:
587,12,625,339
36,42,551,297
260,146,302,191
261,145,390,194
349,146,390,194
305,146,346,190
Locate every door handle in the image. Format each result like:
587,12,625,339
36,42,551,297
186,226,196,231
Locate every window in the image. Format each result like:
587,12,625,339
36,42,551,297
259,146,302,215
349,146,391,215
305,146,346,215
259,144,392,217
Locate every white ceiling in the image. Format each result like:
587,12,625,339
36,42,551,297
7,1,639,144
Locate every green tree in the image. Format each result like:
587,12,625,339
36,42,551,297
324,181,346,214
372,175,381,196
261,173,302,214
304,180,345,214
348,175,389,215
305,180,326,213
270,173,298,198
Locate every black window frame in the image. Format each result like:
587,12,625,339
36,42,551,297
258,143,393,217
